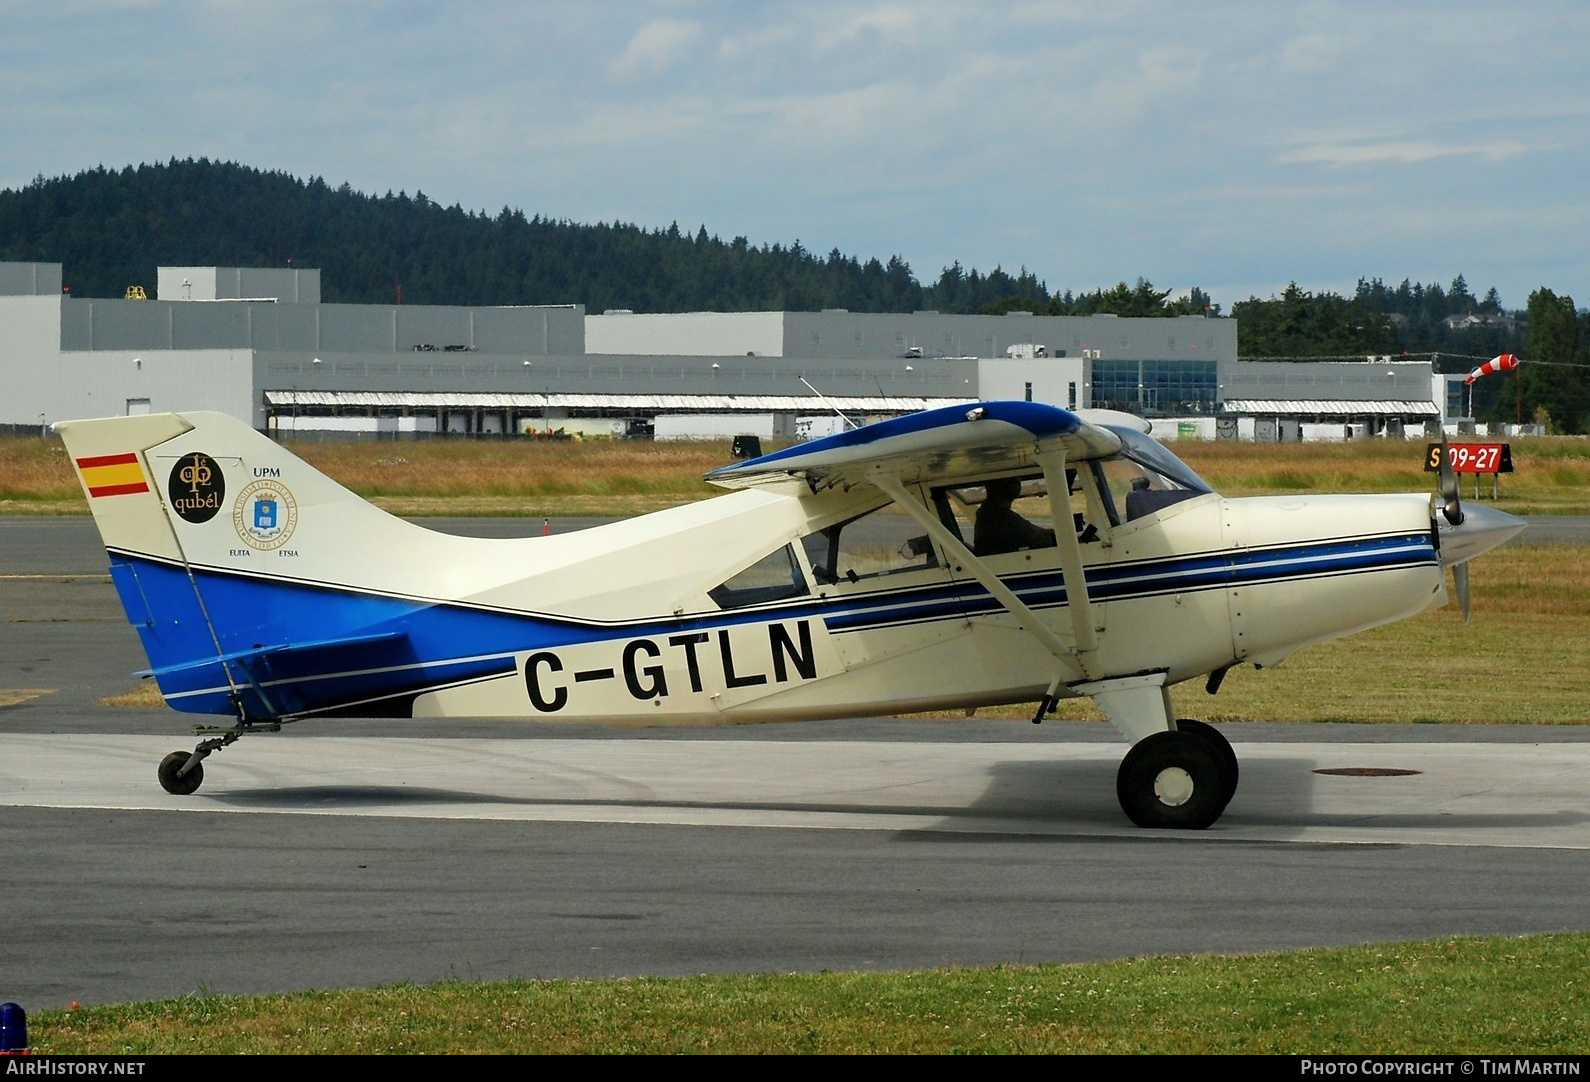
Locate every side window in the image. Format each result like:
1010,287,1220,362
938,475,1058,557
708,544,810,609
937,472,1103,553
800,504,938,585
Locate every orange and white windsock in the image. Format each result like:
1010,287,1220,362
1463,353,1519,384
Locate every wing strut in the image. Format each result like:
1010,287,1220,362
869,472,1102,696
1034,448,1099,655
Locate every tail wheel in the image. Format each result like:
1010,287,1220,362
1174,718,1239,810
1116,731,1226,829
158,751,204,796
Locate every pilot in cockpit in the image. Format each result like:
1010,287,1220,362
973,477,1055,556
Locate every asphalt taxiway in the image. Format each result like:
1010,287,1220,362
2,515,1587,1009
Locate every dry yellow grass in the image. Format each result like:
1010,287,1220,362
6,432,1588,515
97,683,165,708
0,688,55,708
1174,435,1590,514
0,435,78,507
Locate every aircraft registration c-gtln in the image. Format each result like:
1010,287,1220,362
56,402,1525,829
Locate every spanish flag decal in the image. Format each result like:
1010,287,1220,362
76,452,150,498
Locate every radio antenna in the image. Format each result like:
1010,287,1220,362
799,376,859,429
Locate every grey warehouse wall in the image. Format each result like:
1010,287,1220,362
157,266,321,303
1224,361,1432,401
58,298,585,356
0,263,62,296
780,311,1235,363
255,351,980,401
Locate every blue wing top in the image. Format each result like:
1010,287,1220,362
705,401,1123,491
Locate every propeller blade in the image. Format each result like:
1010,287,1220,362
1454,563,1471,626
1437,438,1464,525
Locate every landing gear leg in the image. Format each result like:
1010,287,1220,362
156,730,242,796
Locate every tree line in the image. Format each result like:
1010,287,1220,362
0,159,1583,429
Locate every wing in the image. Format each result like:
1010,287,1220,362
704,401,1124,492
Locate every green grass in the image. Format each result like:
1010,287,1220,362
31,934,1590,1054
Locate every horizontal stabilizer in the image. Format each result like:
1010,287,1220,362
151,629,422,720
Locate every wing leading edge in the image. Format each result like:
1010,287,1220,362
704,401,1123,492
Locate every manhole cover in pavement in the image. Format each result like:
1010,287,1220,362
1312,767,1422,777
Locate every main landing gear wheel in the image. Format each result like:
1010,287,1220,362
1116,731,1226,830
158,751,204,796
1174,718,1239,810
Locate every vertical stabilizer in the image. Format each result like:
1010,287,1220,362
56,414,195,563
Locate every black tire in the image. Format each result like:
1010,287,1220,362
1174,719,1239,809
1116,731,1226,829
158,751,203,795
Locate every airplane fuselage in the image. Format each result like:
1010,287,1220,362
59,405,1518,825
103,465,1443,725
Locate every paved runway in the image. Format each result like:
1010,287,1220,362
2,514,1588,1009
6,733,1590,849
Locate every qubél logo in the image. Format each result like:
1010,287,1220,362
167,452,225,524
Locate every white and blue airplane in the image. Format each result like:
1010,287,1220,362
57,402,1524,828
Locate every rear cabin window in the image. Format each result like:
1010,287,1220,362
708,544,811,609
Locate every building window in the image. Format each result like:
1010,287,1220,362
1092,360,1216,415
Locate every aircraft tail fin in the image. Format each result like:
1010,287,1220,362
55,412,519,721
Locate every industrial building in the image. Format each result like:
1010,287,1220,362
0,261,1451,441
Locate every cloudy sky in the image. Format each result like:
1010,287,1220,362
2,1,1585,309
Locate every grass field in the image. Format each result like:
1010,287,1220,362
5,431,1589,515
30,934,1590,1054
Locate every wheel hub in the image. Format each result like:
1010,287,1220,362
1153,766,1195,806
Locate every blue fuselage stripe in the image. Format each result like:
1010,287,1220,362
110,530,1435,717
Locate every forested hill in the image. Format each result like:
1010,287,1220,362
0,159,1062,314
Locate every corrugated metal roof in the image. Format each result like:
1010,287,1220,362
1220,399,1440,416
264,390,969,412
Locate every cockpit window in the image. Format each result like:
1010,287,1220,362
937,475,1060,556
708,544,811,609
1106,426,1213,493
1096,426,1214,523
800,503,938,585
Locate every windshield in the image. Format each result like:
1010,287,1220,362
1104,426,1213,494
1091,426,1215,525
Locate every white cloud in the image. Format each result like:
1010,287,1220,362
1278,138,1534,167
607,18,705,82
812,5,918,52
